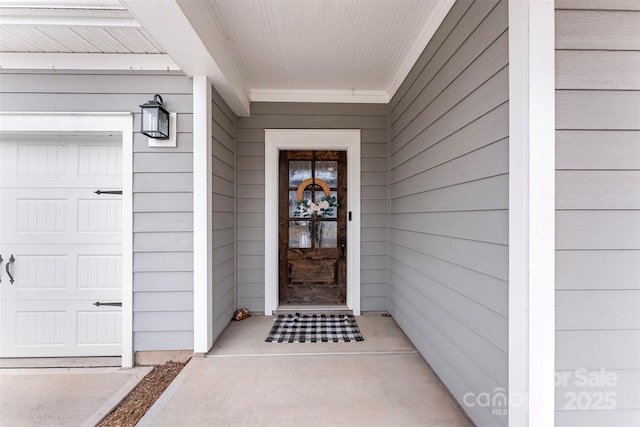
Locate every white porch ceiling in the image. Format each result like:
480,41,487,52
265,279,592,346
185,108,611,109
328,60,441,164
205,0,453,99
0,0,455,115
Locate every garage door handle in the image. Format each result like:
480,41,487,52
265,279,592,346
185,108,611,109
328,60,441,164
6,255,14,285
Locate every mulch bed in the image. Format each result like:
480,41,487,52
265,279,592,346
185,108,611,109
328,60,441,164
98,360,187,427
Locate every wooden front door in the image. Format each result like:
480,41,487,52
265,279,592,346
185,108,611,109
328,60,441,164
279,150,347,304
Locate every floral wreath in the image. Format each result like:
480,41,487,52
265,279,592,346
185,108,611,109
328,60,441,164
294,178,338,218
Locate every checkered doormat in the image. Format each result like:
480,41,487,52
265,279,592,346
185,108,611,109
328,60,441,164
265,313,364,343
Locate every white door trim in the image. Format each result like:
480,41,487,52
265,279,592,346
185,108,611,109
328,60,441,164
508,1,556,426
0,112,134,368
264,129,361,315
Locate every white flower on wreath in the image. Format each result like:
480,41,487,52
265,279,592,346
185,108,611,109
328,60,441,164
295,195,338,218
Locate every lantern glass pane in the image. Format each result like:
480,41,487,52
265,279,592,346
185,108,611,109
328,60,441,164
158,110,169,137
142,109,158,132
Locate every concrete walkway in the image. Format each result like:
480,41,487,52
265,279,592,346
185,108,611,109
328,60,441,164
139,314,474,427
0,363,150,427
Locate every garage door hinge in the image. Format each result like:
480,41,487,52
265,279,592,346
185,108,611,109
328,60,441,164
93,301,122,307
94,190,122,195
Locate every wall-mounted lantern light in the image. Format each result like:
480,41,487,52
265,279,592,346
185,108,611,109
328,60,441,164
140,94,177,148
140,94,170,139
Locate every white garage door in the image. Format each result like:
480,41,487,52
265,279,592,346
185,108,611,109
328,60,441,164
0,135,123,357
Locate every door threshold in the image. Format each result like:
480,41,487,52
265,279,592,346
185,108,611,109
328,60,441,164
273,305,352,315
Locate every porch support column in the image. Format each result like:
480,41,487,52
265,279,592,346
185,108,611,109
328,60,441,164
508,1,556,426
193,76,213,352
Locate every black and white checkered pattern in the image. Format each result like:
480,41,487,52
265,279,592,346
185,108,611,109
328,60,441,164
265,313,364,343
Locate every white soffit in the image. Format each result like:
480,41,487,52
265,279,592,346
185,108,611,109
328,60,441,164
0,0,165,54
0,1,179,71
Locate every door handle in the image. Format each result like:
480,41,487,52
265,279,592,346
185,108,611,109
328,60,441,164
6,255,15,285
340,237,346,258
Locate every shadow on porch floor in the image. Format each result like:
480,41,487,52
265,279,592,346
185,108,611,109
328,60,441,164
138,314,474,426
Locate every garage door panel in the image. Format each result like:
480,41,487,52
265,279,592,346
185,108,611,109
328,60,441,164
16,198,67,233
77,254,122,289
77,310,122,345
1,300,122,357
2,190,121,245
10,254,67,290
78,198,122,233
15,310,66,346
14,143,70,179
1,137,123,358
1,140,121,187
1,245,121,293
78,144,122,177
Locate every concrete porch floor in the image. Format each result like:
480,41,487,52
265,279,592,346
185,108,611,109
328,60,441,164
139,314,474,426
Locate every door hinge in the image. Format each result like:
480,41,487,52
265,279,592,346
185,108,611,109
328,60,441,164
95,190,122,195
93,301,122,307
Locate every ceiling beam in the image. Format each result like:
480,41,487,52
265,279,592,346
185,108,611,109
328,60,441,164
121,0,250,116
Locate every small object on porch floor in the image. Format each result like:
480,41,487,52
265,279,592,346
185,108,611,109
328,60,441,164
382,313,392,317
233,308,251,321
265,313,364,343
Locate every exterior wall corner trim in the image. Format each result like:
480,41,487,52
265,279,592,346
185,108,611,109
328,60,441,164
508,1,556,425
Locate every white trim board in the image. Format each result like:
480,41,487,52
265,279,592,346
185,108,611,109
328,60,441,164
193,77,214,353
0,112,134,368
251,89,389,104
264,129,361,316
0,16,140,27
0,53,180,71
508,1,556,426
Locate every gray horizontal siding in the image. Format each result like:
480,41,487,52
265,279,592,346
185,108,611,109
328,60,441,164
0,70,195,352
236,102,388,313
556,9,640,50
555,2,640,425
211,87,236,341
557,0,640,10
0,93,193,113
556,51,640,90
388,1,508,426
